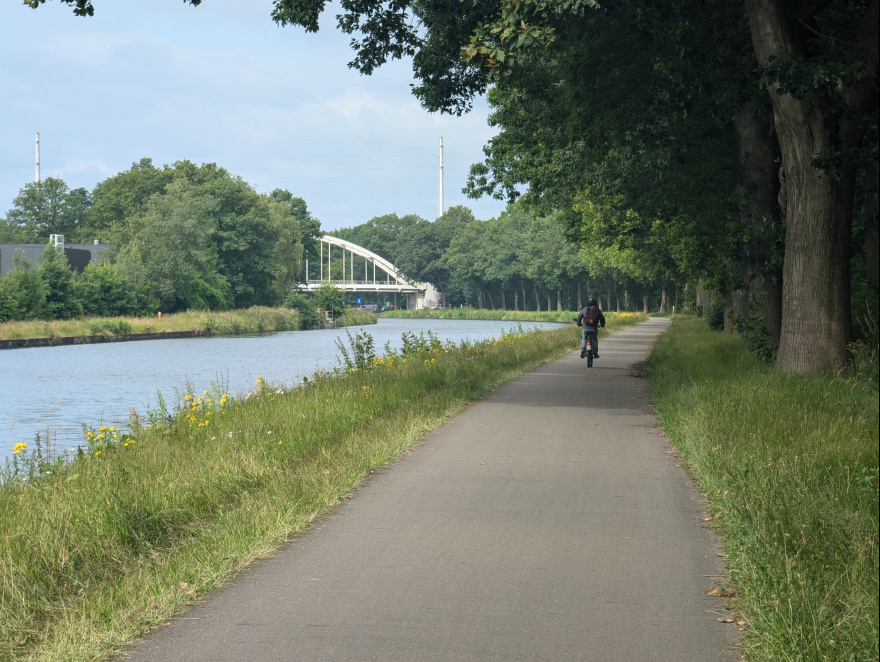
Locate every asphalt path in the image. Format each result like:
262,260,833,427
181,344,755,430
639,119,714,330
121,318,739,661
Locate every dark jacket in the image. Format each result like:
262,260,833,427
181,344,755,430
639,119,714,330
577,303,606,328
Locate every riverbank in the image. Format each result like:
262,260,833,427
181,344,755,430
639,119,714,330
382,307,643,324
0,313,644,661
648,317,878,662
0,306,376,349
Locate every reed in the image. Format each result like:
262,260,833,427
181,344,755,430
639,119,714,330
0,307,329,342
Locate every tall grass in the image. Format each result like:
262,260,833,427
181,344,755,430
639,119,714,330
648,317,878,662
0,313,646,661
382,306,643,324
0,307,340,341
335,307,378,327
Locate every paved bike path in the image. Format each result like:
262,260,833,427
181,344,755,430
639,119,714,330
122,318,738,661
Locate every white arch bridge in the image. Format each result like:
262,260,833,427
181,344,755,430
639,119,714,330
298,235,438,310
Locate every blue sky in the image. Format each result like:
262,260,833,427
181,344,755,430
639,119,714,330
0,0,506,232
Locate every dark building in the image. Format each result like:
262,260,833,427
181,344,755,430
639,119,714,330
0,237,112,277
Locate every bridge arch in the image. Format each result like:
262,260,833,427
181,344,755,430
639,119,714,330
300,235,436,309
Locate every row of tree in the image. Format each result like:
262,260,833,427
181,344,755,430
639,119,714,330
330,204,672,313
1,159,672,324
0,159,321,317
273,0,878,374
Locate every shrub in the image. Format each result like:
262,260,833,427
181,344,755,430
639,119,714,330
88,319,133,335
706,297,725,331
283,291,322,329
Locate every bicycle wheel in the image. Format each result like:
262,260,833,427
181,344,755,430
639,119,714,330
587,350,593,368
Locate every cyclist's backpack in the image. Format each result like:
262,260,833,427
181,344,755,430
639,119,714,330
584,304,599,326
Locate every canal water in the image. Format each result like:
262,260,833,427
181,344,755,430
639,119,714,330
1,318,563,463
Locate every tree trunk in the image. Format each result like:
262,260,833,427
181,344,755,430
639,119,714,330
533,283,540,312
660,289,668,313
744,0,878,371
643,295,649,313
624,289,629,311
577,280,583,310
514,288,518,312
724,291,739,336
488,289,495,310
501,289,507,310
556,285,562,312
864,161,879,288
522,281,527,311
733,107,783,347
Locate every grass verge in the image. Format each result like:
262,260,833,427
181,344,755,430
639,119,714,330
0,306,376,343
648,316,878,662
381,306,643,324
1,314,643,661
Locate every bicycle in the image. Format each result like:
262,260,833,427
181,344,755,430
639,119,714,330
582,328,597,368
574,317,599,368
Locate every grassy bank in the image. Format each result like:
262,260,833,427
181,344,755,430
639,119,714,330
648,317,878,661
382,306,642,324
334,307,377,328
0,313,644,661
0,306,376,342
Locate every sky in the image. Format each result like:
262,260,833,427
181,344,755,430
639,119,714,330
0,0,506,232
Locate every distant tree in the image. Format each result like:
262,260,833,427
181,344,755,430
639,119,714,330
0,252,46,320
312,283,344,315
88,158,175,243
38,243,82,319
195,173,279,308
76,261,140,317
394,206,473,304
270,189,322,261
114,188,231,312
4,178,90,243
332,213,421,266
266,190,323,302
283,290,322,328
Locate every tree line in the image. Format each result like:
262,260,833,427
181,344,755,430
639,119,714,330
0,159,321,321
14,0,880,374
271,0,877,374
330,204,667,313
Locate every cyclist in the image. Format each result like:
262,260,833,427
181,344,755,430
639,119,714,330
576,298,606,358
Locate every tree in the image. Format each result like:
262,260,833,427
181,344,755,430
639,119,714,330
267,189,323,302
25,0,201,16
88,158,175,244
38,243,82,319
114,186,231,312
0,252,46,320
393,207,473,305
271,0,877,372
76,261,139,317
332,212,421,264
312,283,344,314
4,178,91,243
195,172,280,308
742,0,879,372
